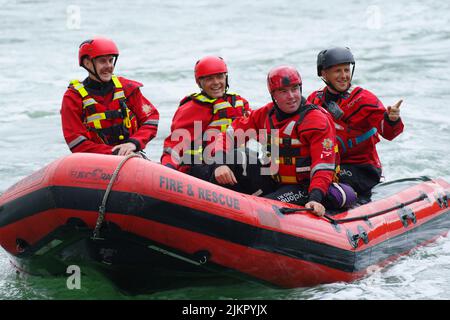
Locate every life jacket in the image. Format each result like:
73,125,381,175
265,104,336,185
180,92,247,164
311,86,378,154
181,92,247,132
69,75,139,145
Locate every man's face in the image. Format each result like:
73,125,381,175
321,63,352,93
84,55,116,82
272,84,302,114
198,73,227,99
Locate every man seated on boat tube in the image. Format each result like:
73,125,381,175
61,37,160,156
307,47,404,202
212,66,357,216
161,56,251,181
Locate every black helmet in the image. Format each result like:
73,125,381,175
317,47,355,76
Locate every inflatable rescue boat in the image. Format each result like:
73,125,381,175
0,153,449,292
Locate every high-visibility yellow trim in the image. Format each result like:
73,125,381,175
208,120,232,132
213,101,232,113
86,113,107,129
82,98,97,108
68,135,87,149
185,146,203,161
70,75,135,137
209,119,232,126
70,79,89,98
185,146,203,155
111,75,122,88
235,100,244,107
113,90,125,100
192,93,216,104
86,113,106,123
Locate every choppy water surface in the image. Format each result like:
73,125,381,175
1,0,449,299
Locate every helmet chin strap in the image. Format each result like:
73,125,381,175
82,57,117,83
82,64,104,83
320,77,350,94
225,74,229,93
90,65,104,83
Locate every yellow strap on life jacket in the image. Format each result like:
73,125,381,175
70,79,89,98
191,92,238,103
82,98,97,109
111,75,123,88
212,98,244,114
191,93,242,132
209,118,233,132
85,113,106,129
192,93,217,104
71,76,131,132
70,80,98,109
185,145,203,161
110,76,133,129
213,101,233,113
185,145,203,155
113,90,125,100
71,76,124,99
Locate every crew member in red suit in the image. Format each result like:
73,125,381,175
213,66,356,216
61,37,159,156
307,47,404,201
161,56,250,181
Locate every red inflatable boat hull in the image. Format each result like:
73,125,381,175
0,153,449,291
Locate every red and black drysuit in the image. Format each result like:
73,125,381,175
307,86,404,198
61,76,159,154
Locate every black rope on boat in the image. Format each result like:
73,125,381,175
323,193,428,225
92,153,141,240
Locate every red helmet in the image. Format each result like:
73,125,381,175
78,37,119,66
194,56,228,82
267,65,302,94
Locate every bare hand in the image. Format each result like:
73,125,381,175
387,99,403,121
112,142,137,156
214,165,238,185
305,201,326,217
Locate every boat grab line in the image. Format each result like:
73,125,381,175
147,245,201,266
